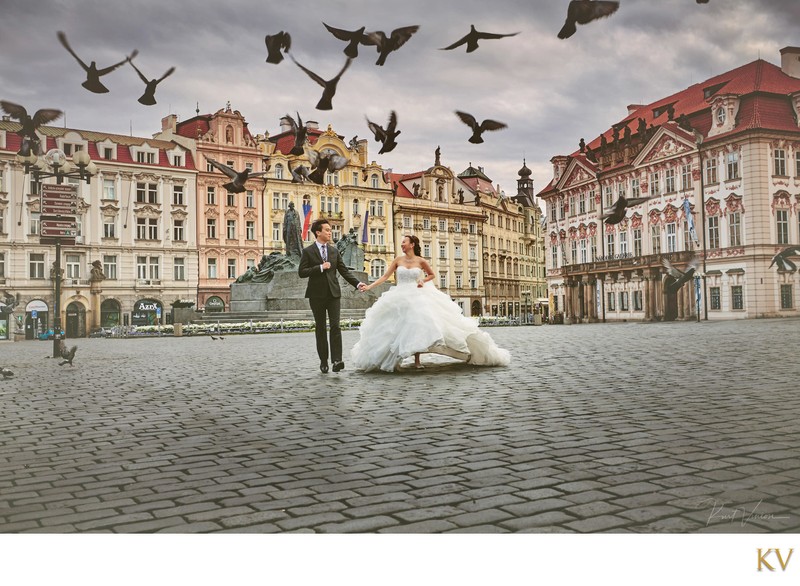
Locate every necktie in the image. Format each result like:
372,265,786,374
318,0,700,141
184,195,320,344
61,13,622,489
321,245,327,262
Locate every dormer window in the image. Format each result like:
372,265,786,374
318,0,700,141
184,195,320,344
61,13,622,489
137,151,156,164
172,154,183,167
716,107,726,125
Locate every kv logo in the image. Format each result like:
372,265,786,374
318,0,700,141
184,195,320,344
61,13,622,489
757,548,793,572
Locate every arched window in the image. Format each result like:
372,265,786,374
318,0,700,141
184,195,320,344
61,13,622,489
371,174,379,189
274,164,283,180
370,259,386,279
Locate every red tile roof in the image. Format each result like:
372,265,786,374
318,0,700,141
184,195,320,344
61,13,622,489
459,176,497,197
388,171,420,198
270,128,323,155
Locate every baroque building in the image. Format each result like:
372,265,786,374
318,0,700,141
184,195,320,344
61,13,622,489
538,46,800,322
0,120,198,339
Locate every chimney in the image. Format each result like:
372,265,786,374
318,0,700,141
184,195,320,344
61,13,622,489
279,117,293,133
780,46,800,79
161,114,177,132
305,120,319,130
627,104,644,115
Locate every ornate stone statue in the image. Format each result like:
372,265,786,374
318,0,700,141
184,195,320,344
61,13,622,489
458,188,464,204
435,145,441,166
335,228,364,270
283,201,303,260
623,124,632,145
637,117,647,136
600,134,608,153
89,260,106,282
235,252,296,283
412,182,420,197
579,138,585,153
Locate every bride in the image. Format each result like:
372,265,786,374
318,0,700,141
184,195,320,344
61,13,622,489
351,234,511,372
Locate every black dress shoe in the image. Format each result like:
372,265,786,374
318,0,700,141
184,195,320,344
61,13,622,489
320,361,329,373
332,360,344,372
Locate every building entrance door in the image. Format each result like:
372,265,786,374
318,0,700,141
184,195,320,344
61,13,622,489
66,302,86,338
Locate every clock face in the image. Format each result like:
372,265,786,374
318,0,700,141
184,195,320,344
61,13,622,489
716,107,726,124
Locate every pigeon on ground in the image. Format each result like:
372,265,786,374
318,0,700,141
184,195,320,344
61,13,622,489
305,146,349,185
0,367,13,378
600,195,655,225
440,25,519,53
265,31,291,64
662,256,701,294
206,158,267,193
291,57,352,111
59,344,78,367
366,110,400,154
361,26,420,66
280,112,308,156
127,60,175,106
769,245,800,272
455,111,507,144
323,23,366,58
0,101,62,156
558,1,620,39
57,31,137,93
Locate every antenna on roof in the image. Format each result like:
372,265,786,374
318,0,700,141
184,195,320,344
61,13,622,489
63,111,67,128
196,102,200,116
130,120,133,136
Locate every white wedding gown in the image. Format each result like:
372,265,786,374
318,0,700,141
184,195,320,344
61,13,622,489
350,267,512,372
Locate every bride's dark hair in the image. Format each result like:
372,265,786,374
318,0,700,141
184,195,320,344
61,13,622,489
404,234,421,256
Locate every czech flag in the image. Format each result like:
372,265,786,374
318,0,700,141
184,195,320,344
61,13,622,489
301,201,313,240
361,209,369,244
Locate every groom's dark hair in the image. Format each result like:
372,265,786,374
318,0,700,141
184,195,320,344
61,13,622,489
311,218,329,238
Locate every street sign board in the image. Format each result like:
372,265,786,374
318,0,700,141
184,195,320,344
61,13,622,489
41,219,78,238
41,184,79,216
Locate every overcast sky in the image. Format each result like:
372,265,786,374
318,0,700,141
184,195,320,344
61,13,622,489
1,0,798,201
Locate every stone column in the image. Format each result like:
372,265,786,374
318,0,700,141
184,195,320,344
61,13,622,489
644,277,652,321
90,281,102,330
564,280,573,324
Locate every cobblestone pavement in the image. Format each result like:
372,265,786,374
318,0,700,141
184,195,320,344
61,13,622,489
1,318,799,534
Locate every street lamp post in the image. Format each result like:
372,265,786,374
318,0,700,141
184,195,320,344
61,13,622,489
16,149,96,357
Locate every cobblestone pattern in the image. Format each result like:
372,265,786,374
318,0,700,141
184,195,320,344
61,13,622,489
1,318,799,533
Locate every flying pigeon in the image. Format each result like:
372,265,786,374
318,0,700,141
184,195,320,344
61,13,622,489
127,60,175,106
206,158,267,193
600,195,655,225
0,101,63,157
280,112,308,156
57,31,138,93
769,245,800,272
662,256,700,294
455,111,507,144
265,31,291,64
289,163,311,183
440,25,519,53
366,110,400,154
558,1,620,39
0,292,17,315
323,23,367,58
291,56,352,111
361,25,420,66
305,146,349,185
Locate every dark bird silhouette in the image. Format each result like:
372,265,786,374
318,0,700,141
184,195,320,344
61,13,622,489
127,60,175,106
59,344,78,367
210,335,224,340
361,25,420,66
0,292,18,315
280,112,308,155
696,0,709,3
289,163,311,183
57,31,137,93
0,367,13,379
291,56,352,111
323,23,366,58
769,245,800,272
662,256,700,294
440,25,519,53
265,31,291,64
366,110,400,154
305,146,349,185
455,111,507,144
206,158,267,193
601,195,655,225
0,101,63,157
558,1,620,39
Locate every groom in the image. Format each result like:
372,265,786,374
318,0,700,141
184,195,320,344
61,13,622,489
298,218,366,373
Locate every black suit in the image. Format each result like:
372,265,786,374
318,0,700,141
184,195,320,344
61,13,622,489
298,241,362,363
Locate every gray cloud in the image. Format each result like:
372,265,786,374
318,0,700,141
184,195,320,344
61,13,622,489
0,0,795,199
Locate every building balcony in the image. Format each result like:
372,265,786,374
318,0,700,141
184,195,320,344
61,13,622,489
560,250,695,277
136,279,162,287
